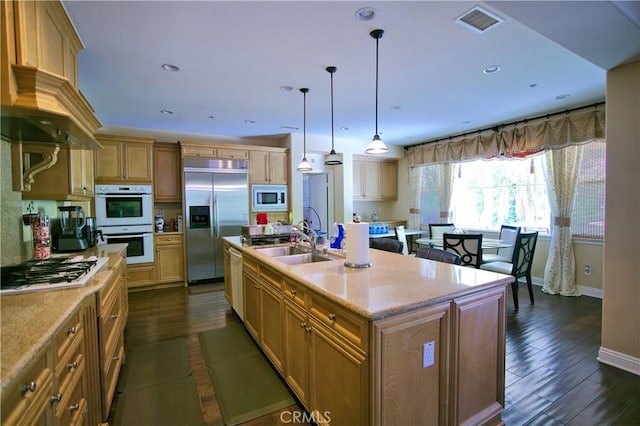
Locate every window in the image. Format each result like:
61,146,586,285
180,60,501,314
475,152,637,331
418,142,606,239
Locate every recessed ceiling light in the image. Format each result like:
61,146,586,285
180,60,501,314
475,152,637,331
280,85,293,92
462,120,472,124
208,115,215,120
390,105,401,110
529,83,538,88
340,127,349,131
160,109,174,114
355,7,376,21
280,125,299,130
556,94,571,100
161,63,180,72
245,120,255,124
482,65,501,74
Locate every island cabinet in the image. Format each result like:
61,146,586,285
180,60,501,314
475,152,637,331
94,135,154,184
249,149,288,185
353,158,398,201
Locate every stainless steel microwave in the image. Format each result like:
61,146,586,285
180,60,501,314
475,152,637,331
252,184,288,212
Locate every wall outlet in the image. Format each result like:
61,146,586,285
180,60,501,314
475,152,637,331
584,264,592,276
423,341,435,368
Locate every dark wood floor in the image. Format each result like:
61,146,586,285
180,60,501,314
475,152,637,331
115,283,639,426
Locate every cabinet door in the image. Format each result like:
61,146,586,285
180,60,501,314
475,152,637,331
283,301,309,406
380,162,398,200
154,144,181,202
260,283,284,373
94,141,123,183
353,161,364,200
224,250,232,305
70,149,94,197
243,271,261,339
124,143,153,182
309,319,369,426
268,152,288,184
362,162,382,200
155,240,184,283
249,151,270,184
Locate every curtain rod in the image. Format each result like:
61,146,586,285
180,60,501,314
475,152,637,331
403,101,605,151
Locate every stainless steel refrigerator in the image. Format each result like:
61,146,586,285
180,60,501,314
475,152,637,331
184,158,249,283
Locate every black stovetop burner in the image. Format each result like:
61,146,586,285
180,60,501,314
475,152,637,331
1,257,98,290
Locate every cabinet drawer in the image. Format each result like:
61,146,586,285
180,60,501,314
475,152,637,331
99,288,122,363
55,376,87,426
260,264,282,291
56,330,85,400
155,233,183,245
54,310,83,363
243,256,259,276
309,294,368,351
1,347,53,426
216,147,249,159
126,264,155,288
283,278,307,309
182,145,216,158
102,335,124,418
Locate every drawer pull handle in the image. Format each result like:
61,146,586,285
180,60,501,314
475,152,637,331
113,355,120,361
300,322,307,328
50,393,62,404
68,361,78,371
68,403,80,412
67,326,77,335
289,289,297,297
305,326,312,333
110,314,119,320
22,381,37,393
328,313,336,322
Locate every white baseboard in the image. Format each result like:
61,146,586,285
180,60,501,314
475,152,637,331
598,347,640,376
526,276,602,299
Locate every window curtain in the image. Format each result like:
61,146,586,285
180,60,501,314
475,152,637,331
405,105,605,166
542,145,583,296
408,166,422,230
436,163,454,222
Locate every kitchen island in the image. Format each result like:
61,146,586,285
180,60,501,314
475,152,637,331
224,236,514,425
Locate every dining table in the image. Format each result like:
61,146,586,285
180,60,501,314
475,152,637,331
415,237,511,249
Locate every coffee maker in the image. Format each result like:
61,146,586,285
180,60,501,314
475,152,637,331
55,206,89,252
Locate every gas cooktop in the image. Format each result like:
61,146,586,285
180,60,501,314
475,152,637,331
0,256,109,295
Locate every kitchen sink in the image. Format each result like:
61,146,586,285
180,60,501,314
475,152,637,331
272,253,333,265
254,246,308,257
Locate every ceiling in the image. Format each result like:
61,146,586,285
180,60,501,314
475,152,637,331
62,1,639,148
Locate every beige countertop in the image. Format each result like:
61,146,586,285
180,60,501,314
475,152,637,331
225,236,514,320
0,243,127,393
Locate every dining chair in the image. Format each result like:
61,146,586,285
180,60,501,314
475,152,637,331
429,223,455,239
415,247,462,265
481,225,521,264
394,225,409,255
480,231,538,309
370,238,404,254
442,233,483,268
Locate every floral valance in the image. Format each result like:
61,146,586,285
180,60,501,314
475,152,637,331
405,104,605,166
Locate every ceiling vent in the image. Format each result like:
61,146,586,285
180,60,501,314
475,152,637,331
456,6,504,33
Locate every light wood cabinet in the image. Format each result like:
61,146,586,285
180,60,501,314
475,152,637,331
223,242,233,305
126,263,156,290
217,147,249,159
353,158,398,200
155,233,184,284
94,135,154,184
249,150,288,185
154,143,181,202
18,143,94,200
181,144,217,158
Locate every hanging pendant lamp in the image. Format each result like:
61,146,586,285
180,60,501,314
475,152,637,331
324,66,342,165
296,87,313,172
365,29,389,155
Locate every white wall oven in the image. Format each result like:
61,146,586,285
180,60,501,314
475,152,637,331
95,185,153,226
95,185,154,264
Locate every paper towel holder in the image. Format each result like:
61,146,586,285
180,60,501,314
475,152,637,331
344,261,372,268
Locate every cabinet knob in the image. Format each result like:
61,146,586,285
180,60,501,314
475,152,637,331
22,381,36,393
289,289,297,297
305,326,312,333
67,326,76,335
113,355,120,361
50,393,62,404
300,322,307,328
68,361,79,371
68,403,80,412
329,313,336,322
110,314,119,320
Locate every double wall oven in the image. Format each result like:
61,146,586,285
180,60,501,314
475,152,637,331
95,184,154,264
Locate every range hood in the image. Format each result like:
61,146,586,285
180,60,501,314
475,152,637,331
1,66,102,149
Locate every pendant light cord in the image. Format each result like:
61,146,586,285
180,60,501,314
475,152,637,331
330,70,335,150
375,35,379,136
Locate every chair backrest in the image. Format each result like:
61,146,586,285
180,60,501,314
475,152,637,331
370,238,404,254
511,231,538,277
429,223,455,239
416,247,462,265
497,225,521,259
394,225,409,255
443,233,483,268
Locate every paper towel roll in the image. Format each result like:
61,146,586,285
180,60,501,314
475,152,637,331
346,222,371,267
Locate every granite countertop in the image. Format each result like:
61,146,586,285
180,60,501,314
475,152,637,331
224,236,514,320
0,244,127,393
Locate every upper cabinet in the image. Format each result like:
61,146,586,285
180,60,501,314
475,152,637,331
94,135,154,184
250,149,288,185
17,143,94,200
353,157,398,201
154,142,181,203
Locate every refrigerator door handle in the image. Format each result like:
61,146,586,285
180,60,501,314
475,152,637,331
214,194,220,238
209,194,214,239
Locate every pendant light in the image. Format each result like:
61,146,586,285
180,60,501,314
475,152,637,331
324,66,342,165
365,29,389,155
296,87,313,172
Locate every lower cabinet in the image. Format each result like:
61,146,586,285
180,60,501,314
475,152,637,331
126,263,156,289
155,233,184,284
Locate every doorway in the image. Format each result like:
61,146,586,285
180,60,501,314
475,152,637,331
302,172,333,234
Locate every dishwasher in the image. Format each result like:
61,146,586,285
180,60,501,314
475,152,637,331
229,247,244,320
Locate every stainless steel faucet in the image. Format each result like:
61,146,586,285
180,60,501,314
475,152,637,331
292,220,317,254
